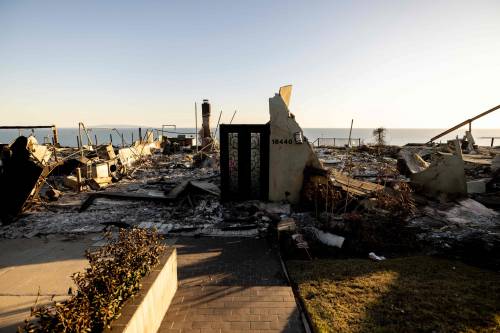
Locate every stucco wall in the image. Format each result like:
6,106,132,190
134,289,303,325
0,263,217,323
268,87,321,203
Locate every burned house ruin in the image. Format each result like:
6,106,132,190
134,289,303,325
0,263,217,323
220,85,321,203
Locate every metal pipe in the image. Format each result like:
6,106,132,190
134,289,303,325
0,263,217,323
78,122,94,147
195,102,198,153
230,110,237,124
0,125,56,129
214,110,222,138
161,124,176,137
348,119,353,147
78,124,83,158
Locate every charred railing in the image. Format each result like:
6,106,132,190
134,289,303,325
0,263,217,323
312,137,362,147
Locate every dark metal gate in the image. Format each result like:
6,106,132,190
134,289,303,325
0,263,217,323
220,124,270,201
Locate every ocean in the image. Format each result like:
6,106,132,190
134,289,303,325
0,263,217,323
0,127,499,147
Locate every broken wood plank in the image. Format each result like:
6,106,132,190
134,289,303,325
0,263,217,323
79,191,173,212
331,170,384,196
164,181,190,199
438,152,492,165
189,181,220,196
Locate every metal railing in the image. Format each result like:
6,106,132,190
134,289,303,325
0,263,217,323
312,137,362,147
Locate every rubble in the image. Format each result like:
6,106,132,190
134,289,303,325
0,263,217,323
368,252,386,261
409,198,500,267
307,227,345,248
410,152,467,198
1,88,499,272
467,179,488,194
397,149,429,175
0,137,271,240
45,188,62,201
331,170,384,195
295,133,500,268
0,136,44,222
63,175,80,191
257,202,291,215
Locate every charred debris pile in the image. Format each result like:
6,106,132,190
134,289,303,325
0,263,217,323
1,93,500,271
0,130,256,238
294,139,500,269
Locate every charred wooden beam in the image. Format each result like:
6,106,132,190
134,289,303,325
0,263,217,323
429,104,500,143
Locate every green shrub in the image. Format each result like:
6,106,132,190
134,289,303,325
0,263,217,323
21,228,166,333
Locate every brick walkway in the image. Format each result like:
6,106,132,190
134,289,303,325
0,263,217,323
158,237,303,333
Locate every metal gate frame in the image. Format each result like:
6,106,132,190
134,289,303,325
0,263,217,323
220,124,270,201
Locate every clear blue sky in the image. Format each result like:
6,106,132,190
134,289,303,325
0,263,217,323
1,0,499,128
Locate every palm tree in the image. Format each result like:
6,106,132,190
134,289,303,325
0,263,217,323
373,127,386,146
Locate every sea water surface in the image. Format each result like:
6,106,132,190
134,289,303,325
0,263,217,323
0,127,499,147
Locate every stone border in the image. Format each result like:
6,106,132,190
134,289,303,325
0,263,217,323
104,248,177,333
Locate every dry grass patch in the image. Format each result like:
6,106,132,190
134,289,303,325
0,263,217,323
288,256,500,333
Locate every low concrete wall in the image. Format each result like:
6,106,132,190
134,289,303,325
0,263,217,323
104,248,177,333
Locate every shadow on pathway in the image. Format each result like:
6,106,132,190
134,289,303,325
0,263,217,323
159,237,304,333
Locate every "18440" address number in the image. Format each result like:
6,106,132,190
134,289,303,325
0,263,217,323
272,138,293,144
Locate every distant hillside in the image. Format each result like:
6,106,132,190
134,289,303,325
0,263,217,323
89,124,152,128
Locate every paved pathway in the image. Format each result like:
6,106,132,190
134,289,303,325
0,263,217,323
159,237,303,333
0,234,95,332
